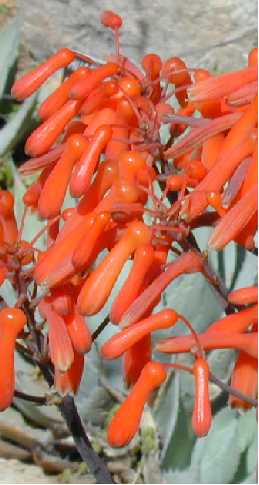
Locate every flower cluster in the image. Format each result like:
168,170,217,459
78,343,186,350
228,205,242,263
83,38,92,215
0,10,257,448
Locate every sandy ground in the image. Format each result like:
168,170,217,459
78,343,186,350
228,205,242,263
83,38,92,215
0,459,59,484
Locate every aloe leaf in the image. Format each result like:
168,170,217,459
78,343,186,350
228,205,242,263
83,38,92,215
200,408,241,484
9,159,46,248
0,16,20,99
162,395,196,471
163,466,200,484
246,429,257,475
0,94,37,156
154,370,180,461
237,409,257,453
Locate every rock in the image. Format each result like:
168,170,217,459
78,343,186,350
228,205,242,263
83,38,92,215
17,0,257,71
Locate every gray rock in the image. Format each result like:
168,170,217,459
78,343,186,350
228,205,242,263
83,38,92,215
18,0,257,71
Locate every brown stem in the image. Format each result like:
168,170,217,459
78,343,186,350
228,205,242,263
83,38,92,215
60,395,113,483
209,371,258,408
92,315,110,341
14,389,47,405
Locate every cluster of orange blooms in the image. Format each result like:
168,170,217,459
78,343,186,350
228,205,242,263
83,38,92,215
0,10,257,448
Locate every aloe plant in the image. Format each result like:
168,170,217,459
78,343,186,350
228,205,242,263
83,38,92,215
0,14,257,485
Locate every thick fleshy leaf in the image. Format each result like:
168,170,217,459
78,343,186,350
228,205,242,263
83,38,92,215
237,409,257,453
11,160,46,248
0,16,20,98
199,408,241,484
154,370,180,460
0,95,37,156
162,396,196,471
163,465,199,484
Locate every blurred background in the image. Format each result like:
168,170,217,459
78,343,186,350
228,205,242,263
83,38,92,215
2,0,258,72
0,0,257,483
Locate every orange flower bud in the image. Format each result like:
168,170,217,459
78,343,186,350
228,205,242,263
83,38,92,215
38,134,88,218
228,286,258,306
101,309,178,359
229,352,258,409
101,10,122,30
70,63,120,100
192,357,212,437
120,251,203,328
189,65,257,102
208,185,258,249
70,125,113,197
0,307,27,411
65,310,92,354
123,335,151,387
55,351,84,396
156,331,258,359
107,361,166,447
110,244,155,324
25,99,81,157
77,221,152,315
0,191,18,245
38,67,89,120
11,48,75,100
39,299,74,372
72,212,111,270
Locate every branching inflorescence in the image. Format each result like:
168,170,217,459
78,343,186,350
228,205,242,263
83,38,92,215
0,9,257,464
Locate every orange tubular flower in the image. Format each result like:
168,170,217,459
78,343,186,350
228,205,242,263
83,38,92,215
80,81,118,115
0,308,27,411
107,361,167,447
189,65,257,102
165,111,242,160
180,130,256,221
70,125,113,197
70,63,120,99
50,286,73,316
101,309,178,359
65,311,92,355
201,133,225,170
77,221,152,316
120,251,203,328
156,332,258,358
25,99,82,157
34,176,140,289
192,357,212,437
226,81,258,108
11,48,75,100
110,244,155,324
207,305,258,334
208,185,258,250
38,134,88,218
55,351,84,396
6,10,258,445
20,144,65,174
155,305,258,354
123,335,152,387
38,67,89,120
229,352,258,409
39,299,74,372
0,191,18,245
142,53,162,103
228,286,258,306
101,10,122,30
72,211,111,270
23,164,55,209
162,56,191,106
